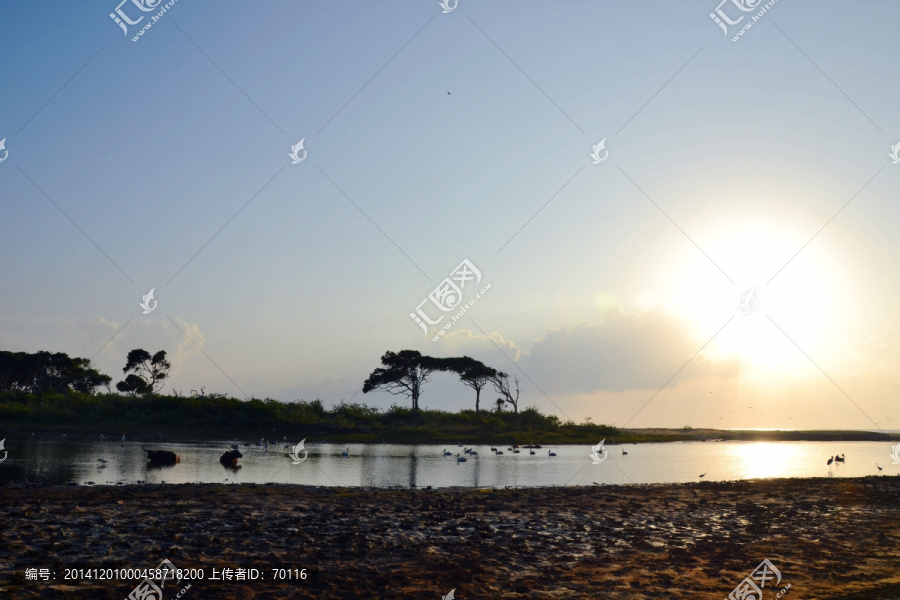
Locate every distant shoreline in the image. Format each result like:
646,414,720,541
3,426,897,444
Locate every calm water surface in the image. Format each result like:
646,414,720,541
0,438,896,488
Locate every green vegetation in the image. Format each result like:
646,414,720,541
0,391,620,443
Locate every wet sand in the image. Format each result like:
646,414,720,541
1,477,899,599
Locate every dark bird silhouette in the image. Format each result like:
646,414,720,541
877,463,883,472
699,473,706,478
447,91,451,95
622,450,628,455
827,456,834,466
834,454,846,463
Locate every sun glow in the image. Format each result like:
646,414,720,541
664,223,845,371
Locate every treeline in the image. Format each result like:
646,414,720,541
0,350,111,394
0,392,620,442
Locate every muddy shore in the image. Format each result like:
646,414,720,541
1,478,899,599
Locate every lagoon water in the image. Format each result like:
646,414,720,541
1,438,898,488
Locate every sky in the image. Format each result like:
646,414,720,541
1,1,899,430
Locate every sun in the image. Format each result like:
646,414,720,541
662,223,845,371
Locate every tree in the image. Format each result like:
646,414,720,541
119,349,170,394
0,350,111,394
362,350,444,413
494,397,505,413
443,356,497,414
493,371,521,414
116,374,151,397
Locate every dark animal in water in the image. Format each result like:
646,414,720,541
145,449,180,465
220,449,243,467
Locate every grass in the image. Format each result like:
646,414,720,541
2,391,895,443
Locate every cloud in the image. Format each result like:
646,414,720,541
518,307,738,395
171,316,206,364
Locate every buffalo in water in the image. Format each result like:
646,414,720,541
145,449,181,465
220,449,243,467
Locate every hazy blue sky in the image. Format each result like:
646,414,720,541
2,1,898,429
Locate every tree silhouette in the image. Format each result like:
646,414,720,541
444,356,497,414
362,350,445,413
493,371,520,414
118,349,170,395
0,350,111,394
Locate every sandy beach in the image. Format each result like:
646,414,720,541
2,477,899,599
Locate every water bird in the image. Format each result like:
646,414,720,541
877,463,883,471
834,454,846,463
490,446,497,452
622,450,628,455
443,449,452,456
97,458,108,466
456,454,467,462
548,450,556,457
529,449,535,455
470,450,478,455
699,473,706,478
458,442,462,447
495,450,503,455
341,448,349,457
464,448,472,454
513,449,520,454
827,456,834,466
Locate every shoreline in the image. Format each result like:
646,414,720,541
2,477,899,599
3,427,898,444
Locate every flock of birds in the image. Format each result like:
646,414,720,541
442,443,559,462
